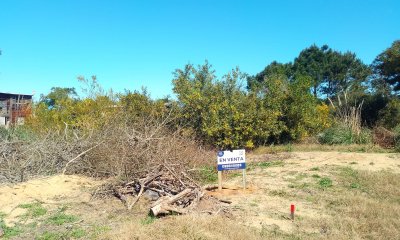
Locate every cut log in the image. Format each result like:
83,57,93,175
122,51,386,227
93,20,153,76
150,188,193,216
150,204,186,216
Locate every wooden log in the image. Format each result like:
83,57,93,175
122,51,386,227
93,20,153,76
150,188,193,216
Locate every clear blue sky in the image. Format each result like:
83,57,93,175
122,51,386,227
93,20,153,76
0,0,399,99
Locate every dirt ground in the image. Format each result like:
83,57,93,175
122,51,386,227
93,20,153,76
0,151,399,239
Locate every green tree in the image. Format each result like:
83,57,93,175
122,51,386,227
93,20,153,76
293,44,370,98
247,61,292,90
40,87,77,109
173,62,286,149
372,40,400,94
293,44,330,97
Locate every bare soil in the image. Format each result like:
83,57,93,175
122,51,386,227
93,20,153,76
0,151,399,239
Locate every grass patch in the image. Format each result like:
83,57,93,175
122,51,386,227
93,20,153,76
0,221,22,239
47,211,78,226
269,189,288,197
71,228,86,238
318,177,333,189
309,167,320,171
18,202,47,218
248,160,285,170
0,212,23,239
288,182,309,189
198,166,218,184
37,231,65,240
89,225,112,239
311,174,321,178
253,143,392,154
140,215,156,225
227,171,242,178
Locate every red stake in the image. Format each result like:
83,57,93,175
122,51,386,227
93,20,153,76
290,204,295,220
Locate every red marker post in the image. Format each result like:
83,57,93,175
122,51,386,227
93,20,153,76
290,204,295,220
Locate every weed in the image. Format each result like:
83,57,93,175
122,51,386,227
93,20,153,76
140,215,156,225
37,231,65,240
18,202,47,218
89,225,112,238
198,166,217,184
255,144,392,153
269,189,288,197
288,183,309,189
309,167,320,171
350,183,361,189
256,160,285,168
338,167,364,191
340,167,359,179
318,177,333,188
0,212,22,239
369,162,375,165
311,174,321,178
71,228,86,238
349,161,358,165
47,212,78,225
0,220,22,239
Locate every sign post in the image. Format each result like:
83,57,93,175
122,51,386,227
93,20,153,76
217,149,246,190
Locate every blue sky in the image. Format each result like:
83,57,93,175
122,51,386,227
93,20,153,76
0,0,399,100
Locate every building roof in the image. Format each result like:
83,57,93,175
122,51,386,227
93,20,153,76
0,92,33,98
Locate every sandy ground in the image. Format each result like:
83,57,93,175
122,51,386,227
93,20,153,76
0,175,103,226
207,152,400,233
0,151,399,237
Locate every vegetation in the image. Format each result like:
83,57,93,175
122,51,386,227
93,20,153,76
0,40,392,153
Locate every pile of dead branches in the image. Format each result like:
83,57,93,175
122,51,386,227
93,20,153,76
1,110,215,217
111,163,203,216
373,127,396,148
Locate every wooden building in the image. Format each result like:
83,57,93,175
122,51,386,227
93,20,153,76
0,92,33,127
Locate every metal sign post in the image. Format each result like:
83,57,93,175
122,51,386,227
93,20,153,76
242,168,246,190
217,149,246,191
218,171,222,190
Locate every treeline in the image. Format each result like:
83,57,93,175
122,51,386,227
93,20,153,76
26,40,400,150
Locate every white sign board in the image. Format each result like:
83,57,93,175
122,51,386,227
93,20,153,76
217,149,246,171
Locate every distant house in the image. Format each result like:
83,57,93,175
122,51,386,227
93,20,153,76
0,92,33,127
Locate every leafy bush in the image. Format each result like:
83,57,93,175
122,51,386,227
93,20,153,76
378,98,400,129
318,125,371,145
318,177,333,188
394,124,400,152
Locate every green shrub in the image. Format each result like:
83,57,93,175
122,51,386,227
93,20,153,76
378,98,400,129
318,125,371,145
394,124,400,152
0,126,36,141
319,177,333,188
0,127,10,140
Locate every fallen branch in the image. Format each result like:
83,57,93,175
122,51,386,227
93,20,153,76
127,180,144,210
150,188,193,216
62,143,101,174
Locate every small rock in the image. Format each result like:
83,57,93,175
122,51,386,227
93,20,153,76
143,189,159,201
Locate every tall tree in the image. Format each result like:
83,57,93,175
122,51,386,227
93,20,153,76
372,40,400,95
293,45,369,98
247,61,292,90
40,87,78,109
293,44,331,97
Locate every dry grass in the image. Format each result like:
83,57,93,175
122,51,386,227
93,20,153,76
253,143,391,154
102,215,263,240
296,168,400,240
1,152,399,240
100,162,400,240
